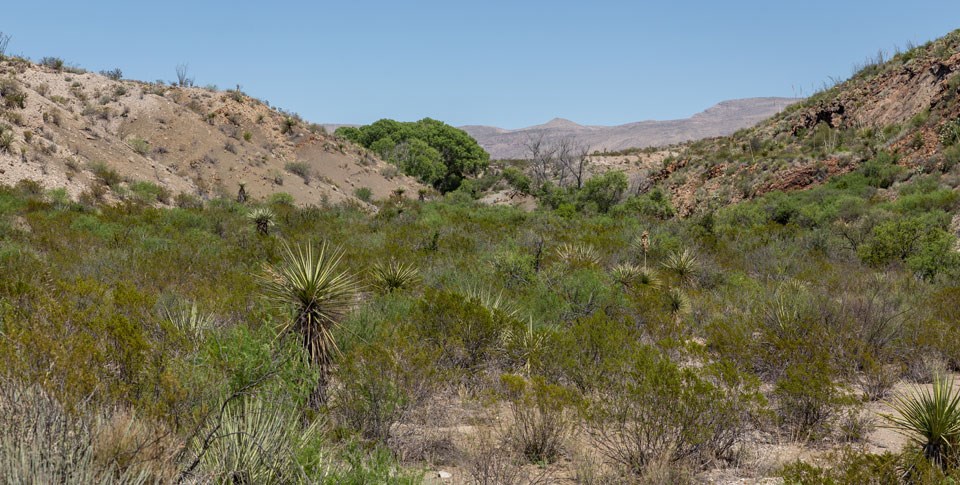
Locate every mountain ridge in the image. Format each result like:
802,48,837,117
461,97,799,159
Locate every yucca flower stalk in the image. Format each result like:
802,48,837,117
884,375,960,468
260,241,360,407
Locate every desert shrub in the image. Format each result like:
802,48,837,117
0,379,173,483
40,56,65,71
100,68,123,80
128,137,150,156
285,162,311,184
586,347,760,476
411,288,517,373
502,166,532,194
778,452,902,484
857,214,959,279
492,248,536,287
0,129,13,153
773,360,851,438
90,161,123,188
499,374,575,463
268,192,295,206
0,78,26,109
578,171,628,213
861,151,904,188
129,181,170,204
353,186,372,202
332,338,437,444
613,188,676,220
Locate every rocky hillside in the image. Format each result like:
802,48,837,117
0,57,422,206
461,97,797,159
635,30,960,216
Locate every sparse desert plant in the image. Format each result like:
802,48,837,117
281,116,297,135
354,186,373,202
884,374,960,468
260,241,360,406
662,248,699,287
285,162,311,184
90,161,123,188
128,137,150,156
0,78,26,109
499,374,574,464
40,56,65,71
0,129,13,154
100,68,123,80
369,260,420,294
555,242,601,267
163,302,215,342
190,397,322,484
248,207,276,236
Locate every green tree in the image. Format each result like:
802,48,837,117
337,118,489,192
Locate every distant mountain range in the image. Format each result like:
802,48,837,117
460,97,800,159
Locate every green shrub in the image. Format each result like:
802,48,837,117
284,162,311,184
332,338,437,443
90,162,123,188
586,346,759,476
499,374,576,464
578,171,628,213
353,187,372,202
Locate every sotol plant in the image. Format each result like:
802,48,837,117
260,242,360,407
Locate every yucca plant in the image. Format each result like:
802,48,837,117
260,242,360,407
662,248,699,287
555,242,600,267
248,207,276,236
369,260,420,294
194,398,323,484
663,287,691,318
884,375,960,468
610,263,639,287
461,286,521,320
163,302,215,342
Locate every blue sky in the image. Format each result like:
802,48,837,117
2,1,957,128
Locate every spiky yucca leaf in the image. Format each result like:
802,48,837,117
611,263,641,286
884,375,960,467
555,242,600,267
369,260,420,294
164,302,215,341
260,241,359,403
662,248,699,287
461,286,521,320
663,287,691,317
196,398,323,484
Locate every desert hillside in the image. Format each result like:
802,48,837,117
461,97,797,159
583,33,960,216
0,57,422,206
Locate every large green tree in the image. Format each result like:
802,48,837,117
337,118,489,192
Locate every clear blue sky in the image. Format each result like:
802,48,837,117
3,1,957,128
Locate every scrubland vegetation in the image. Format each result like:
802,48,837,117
2,27,960,485
2,130,960,482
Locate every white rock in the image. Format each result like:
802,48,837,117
437,470,452,479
